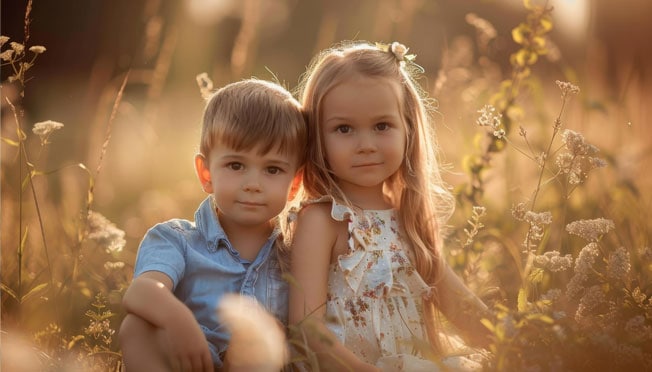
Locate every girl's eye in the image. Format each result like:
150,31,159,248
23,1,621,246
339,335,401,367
227,162,244,171
335,125,351,134
376,122,389,131
266,166,283,175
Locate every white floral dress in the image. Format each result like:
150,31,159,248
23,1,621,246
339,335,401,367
301,197,483,371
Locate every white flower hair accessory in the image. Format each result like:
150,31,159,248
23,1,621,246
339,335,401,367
376,41,417,64
390,42,408,61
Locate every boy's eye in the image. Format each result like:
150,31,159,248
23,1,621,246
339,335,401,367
227,162,244,171
335,125,351,134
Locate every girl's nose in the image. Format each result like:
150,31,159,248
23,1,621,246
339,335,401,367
356,132,377,153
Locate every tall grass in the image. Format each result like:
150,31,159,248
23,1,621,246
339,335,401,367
2,0,650,371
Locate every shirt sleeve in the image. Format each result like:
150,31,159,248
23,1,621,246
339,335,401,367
133,221,187,289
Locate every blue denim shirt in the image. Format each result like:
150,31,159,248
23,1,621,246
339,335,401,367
133,196,289,367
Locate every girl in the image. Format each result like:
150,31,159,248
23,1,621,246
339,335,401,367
289,41,491,371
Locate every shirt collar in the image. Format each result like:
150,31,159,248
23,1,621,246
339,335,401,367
194,195,281,254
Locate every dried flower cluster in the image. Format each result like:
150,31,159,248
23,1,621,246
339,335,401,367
556,130,607,185
32,120,64,145
566,218,615,242
86,211,126,253
555,80,580,98
532,251,572,272
476,104,505,139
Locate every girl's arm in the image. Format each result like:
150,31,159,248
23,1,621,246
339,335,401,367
289,204,380,372
122,271,213,372
435,264,492,348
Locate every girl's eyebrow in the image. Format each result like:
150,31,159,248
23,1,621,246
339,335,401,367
324,113,399,123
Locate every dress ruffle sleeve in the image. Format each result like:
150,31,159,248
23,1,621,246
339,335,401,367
297,197,431,299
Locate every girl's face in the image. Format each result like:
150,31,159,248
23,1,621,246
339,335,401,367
320,75,406,205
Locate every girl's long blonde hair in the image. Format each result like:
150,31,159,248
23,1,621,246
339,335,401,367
297,41,455,345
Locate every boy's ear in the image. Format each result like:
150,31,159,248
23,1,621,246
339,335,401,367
194,154,212,193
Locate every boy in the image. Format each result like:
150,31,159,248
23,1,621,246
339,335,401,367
119,79,306,372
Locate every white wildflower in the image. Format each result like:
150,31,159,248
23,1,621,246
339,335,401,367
476,104,502,129
29,45,46,54
196,72,213,99
32,120,64,145
0,35,9,47
555,80,580,97
566,218,615,242
562,129,599,157
87,211,126,253
104,261,126,271
607,246,631,281
575,285,605,322
10,41,24,54
0,49,14,62
566,242,599,298
533,251,572,272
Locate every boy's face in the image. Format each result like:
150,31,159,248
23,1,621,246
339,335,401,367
196,143,299,229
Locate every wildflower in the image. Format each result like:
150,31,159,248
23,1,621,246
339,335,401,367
555,80,580,97
196,72,213,99
10,41,24,54
607,247,631,281
566,242,599,298
522,210,552,249
87,211,126,253
511,202,527,221
0,49,14,62
32,120,64,145
476,104,501,129
575,285,605,323
28,45,46,54
556,131,607,184
0,35,9,47
218,293,288,369
566,218,615,242
493,128,506,139
104,261,125,271
533,251,572,272
561,129,598,157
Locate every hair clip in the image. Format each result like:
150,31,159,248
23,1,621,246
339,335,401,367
376,42,417,64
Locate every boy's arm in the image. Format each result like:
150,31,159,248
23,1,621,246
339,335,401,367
122,271,213,372
289,204,380,372
435,265,492,348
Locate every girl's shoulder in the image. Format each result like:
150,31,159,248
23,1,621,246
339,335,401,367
290,195,354,224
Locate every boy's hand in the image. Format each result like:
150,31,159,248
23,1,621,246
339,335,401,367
162,305,214,372
122,273,214,372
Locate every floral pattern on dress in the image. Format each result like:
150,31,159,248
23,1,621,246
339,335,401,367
296,196,483,371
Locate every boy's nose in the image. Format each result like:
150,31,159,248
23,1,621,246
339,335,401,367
242,174,262,192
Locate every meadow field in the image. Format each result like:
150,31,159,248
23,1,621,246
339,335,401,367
2,0,651,370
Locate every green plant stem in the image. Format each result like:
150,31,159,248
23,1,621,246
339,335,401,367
7,97,59,323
